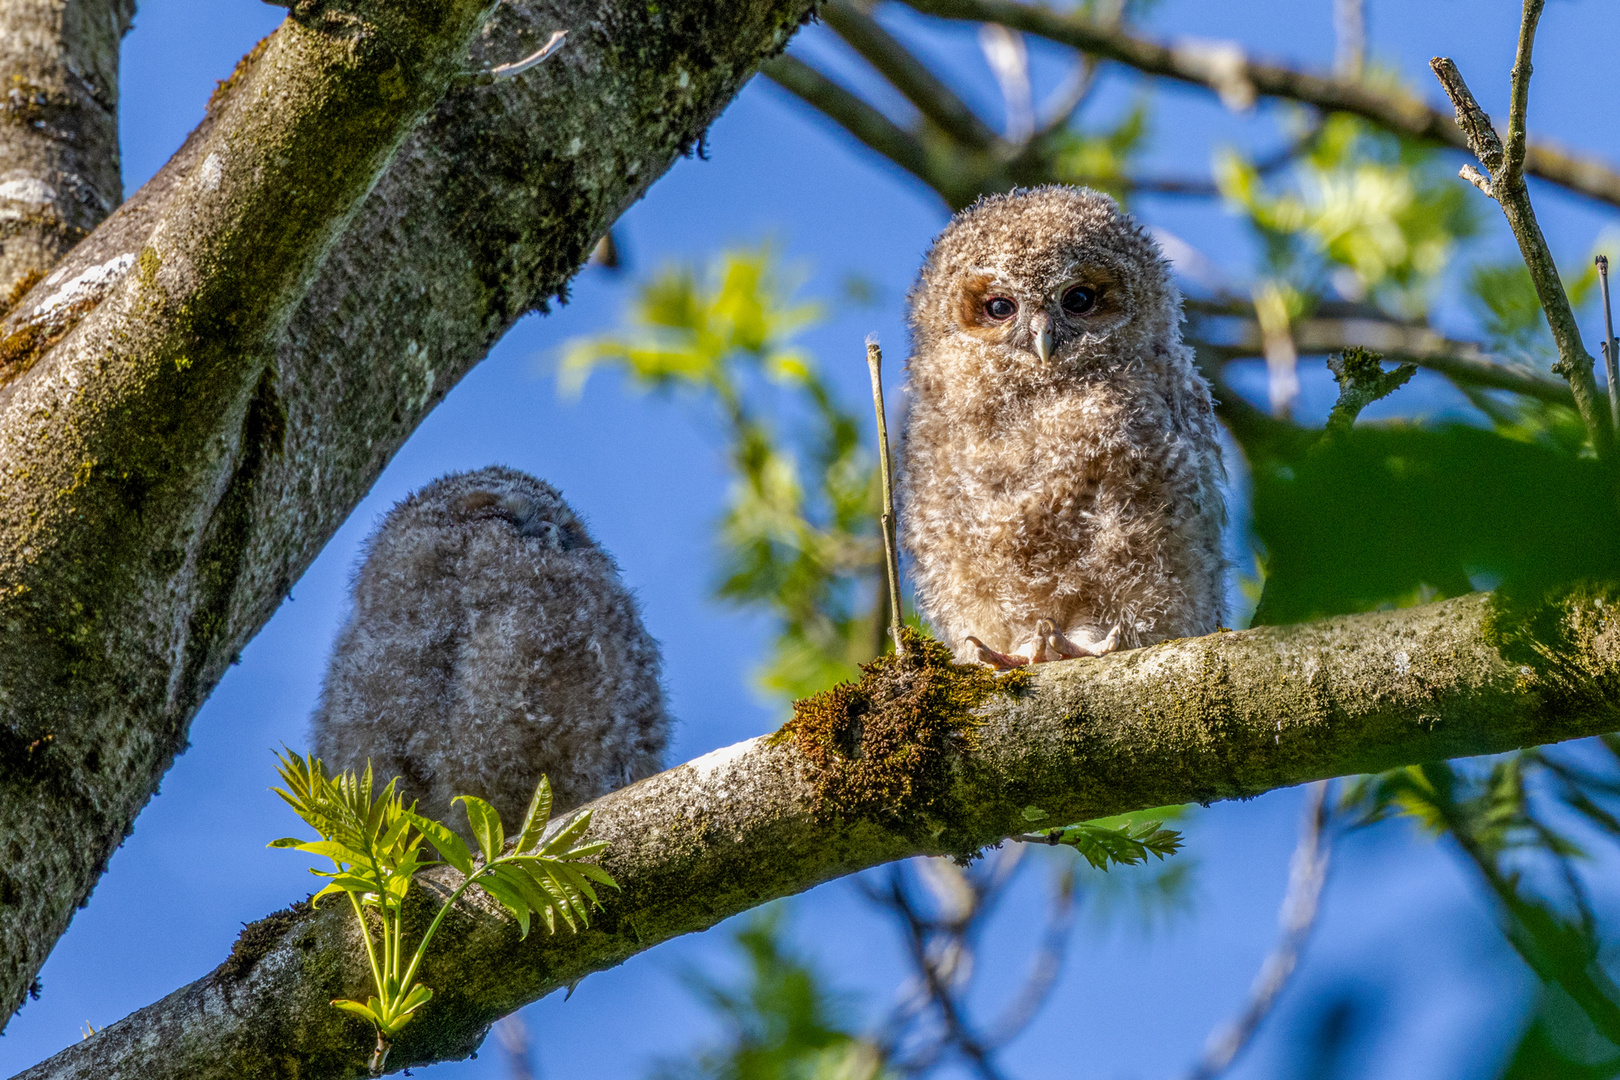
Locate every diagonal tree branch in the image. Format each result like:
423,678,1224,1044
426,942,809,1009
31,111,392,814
0,0,133,300
0,0,820,1028
15,591,1620,1080
820,0,1003,150
902,0,1620,212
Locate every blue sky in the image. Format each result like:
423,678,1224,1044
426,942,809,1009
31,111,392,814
4,1,1620,1077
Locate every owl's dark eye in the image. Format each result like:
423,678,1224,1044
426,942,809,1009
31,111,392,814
984,296,1017,321
1061,285,1097,316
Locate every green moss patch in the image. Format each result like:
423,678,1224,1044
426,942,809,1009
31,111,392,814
218,899,311,981
1484,581,1620,727
773,629,1028,836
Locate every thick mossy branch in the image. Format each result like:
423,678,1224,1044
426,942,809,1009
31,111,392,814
0,0,819,1031
18,592,1620,1080
774,629,1028,837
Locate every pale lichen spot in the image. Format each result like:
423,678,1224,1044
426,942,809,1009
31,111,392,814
686,737,761,780
199,153,223,192
0,177,57,215
33,253,136,318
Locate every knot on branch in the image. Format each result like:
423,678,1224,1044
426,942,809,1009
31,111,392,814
1323,347,1417,437
772,629,1028,844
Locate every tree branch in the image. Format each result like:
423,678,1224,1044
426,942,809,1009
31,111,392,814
0,0,134,299
902,0,1620,212
0,0,819,1026
761,53,946,199
1189,304,1579,408
820,0,1003,150
16,591,1620,1080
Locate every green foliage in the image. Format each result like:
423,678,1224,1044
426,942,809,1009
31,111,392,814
563,248,890,701
270,751,615,1067
1249,423,1620,625
1218,113,1479,316
1342,749,1620,1050
1048,99,1151,198
653,906,888,1080
1025,807,1184,871
1468,257,1600,364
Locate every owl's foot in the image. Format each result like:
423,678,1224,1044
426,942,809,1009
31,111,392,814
965,620,1122,669
1037,618,1121,660
965,636,1031,669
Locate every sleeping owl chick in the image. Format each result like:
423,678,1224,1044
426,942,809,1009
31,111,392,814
900,185,1225,668
310,466,669,833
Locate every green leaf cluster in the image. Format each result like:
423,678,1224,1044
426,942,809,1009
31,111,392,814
1027,809,1185,871
1343,747,1620,1063
562,248,895,702
270,751,615,1070
1218,111,1479,317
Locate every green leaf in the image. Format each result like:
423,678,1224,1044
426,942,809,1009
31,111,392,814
330,998,383,1026
456,795,505,864
515,777,554,854
538,809,593,857
1046,820,1185,871
474,868,531,937
406,812,474,877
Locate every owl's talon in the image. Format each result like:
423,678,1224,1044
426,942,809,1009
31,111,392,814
1042,620,1121,659
966,636,1029,669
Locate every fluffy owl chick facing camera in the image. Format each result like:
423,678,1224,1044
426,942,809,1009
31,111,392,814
310,466,669,832
900,186,1225,668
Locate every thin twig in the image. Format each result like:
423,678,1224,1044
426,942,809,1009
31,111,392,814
981,865,1076,1047
1187,781,1333,1080
867,338,906,655
1430,23,1614,460
1599,255,1618,432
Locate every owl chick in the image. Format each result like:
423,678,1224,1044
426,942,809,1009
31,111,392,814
310,466,669,832
900,186,1225,668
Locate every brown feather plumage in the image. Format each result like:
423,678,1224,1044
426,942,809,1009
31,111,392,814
309,466,669,832
900,186,1226,662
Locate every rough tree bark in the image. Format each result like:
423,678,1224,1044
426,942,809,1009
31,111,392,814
0,0,816,1027
14,591,1620,1080
0,0,132,301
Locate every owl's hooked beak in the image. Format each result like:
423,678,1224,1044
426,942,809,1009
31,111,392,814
1029,310,1053,363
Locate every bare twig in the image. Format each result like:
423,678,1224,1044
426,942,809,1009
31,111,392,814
981,865,1077,1047
1188,302,1577,407
760,55,943,197
1599,255,1618,432
1431,10,1613,459
868,338,906,655
902,0,1620,211
1187,781,1333,1080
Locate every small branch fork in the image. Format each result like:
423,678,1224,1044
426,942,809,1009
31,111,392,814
1430,1,1614,461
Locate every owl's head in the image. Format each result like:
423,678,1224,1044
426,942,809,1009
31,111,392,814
390,466,589,553
908,186,1179,391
